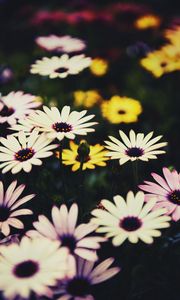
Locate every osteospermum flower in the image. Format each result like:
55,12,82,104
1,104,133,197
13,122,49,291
35,35,86,53
91,191,171,246
101,95,142,124
0,180,34,236
0,130,58,174
90,58,108,76
139,167,180,221
73,90,102,108
104,130,167,165
56,257,120,300
30,54,91,79
27,203,105,261
0,91,41,125
59,140,108,171
0,237,72,299
134,14,161,30
25,105,97,141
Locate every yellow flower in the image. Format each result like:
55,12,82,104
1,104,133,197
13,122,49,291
135,14,161,30
59,141,109,171
164,26,180,47
90,58,108,76
100,95,142,124
140,47,180,77
73,90,102,108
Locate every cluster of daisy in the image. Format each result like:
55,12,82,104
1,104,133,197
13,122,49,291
140,25,180,77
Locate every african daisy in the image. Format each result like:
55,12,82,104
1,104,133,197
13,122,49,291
30,54,91,79
91,191,171,246
0,237,72,299
139,167,180,221
0,180,34,236
25,105,97,141
104,130,167,165
35,35,86,53
56,257,120,300
0,130,58,174
27,203,105,261
0,91,41,125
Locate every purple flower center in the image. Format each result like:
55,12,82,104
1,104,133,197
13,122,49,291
61,235,76,253
13,260,39,278
55,67,69,74
67,277,91,297
0,206,10,222
0,105,14,117
126,147,144,157
15,148,35,162
76,154,90,163
53,122,72,133
168,190,180,205
120,216,142,231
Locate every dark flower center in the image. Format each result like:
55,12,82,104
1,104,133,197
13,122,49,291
76,154,90,163
118,110,126,115
126,147,144,157
120,216,142,231
168,190,180,205
53,122,72,133
55,67,69,74
61,235,76,253
67,277,91,297
0,206,10,222
15,148,35,162
161,62,167,68
0,105,14,117
13,260,39,278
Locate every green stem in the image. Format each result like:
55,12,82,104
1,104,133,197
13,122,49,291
132,160,139,191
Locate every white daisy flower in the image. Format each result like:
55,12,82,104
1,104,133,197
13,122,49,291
91,191,171,246
24,105,97,141
30,54,91,79
0,236,72,299
0,91,41,125
56,257,120,300
0,180,34,236
104,130,167,165
0,129,58,174
27,203,105,261
35,35,86,53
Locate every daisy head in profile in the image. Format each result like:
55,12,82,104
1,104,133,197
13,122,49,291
0,91,41,125
26,105,97,141
0,180,34,236
139,167,180,221
35,35,86,53
30,54,91,79
104,130,167,165
91,191,171,246
0,236,72,299
0,129,58,174
27,203,106,261
56,257,120,300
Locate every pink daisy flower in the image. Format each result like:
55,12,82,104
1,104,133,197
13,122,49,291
139,167,180,221
0,180,34,236
27,203,105,261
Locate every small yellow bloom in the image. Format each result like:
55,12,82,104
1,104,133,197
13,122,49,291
90,58,108,76
140,47,180,77
73,90,102,108
164,26,180,47
135,14,161,30
100,95,142,124
59,141,109,171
